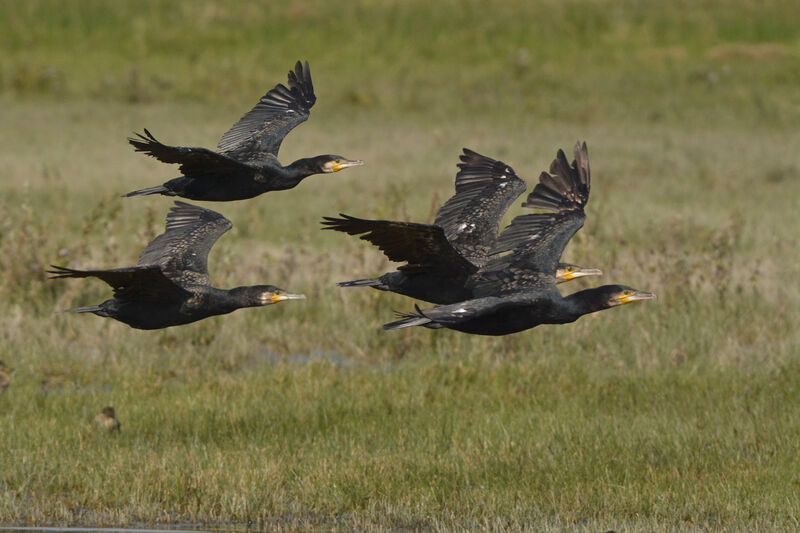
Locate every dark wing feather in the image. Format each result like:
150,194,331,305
47,265,190,303
384,294,534,329
321,214,477,275
137,201,233,286
490,210,586,264
217,60,316,158
471,263,560,297
434,149,526,262
129,129,251,176
522,142,589,211
478,142,590,291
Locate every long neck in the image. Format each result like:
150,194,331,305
282,157,323,184
224,286,262,309
559,287,614,322
197,286,256,315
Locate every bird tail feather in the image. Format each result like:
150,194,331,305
337,278,384,288
46,265,91,279
61,305,103,314
122,185,171,197
382,307,433,330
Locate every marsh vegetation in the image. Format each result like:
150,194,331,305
1,1,799,530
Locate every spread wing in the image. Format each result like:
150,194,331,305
433,149,527,263
216,60,316,158
47,265,191,303
471,267,558,298
137,201,233,286
129,129,253,176
477,142,590,292
321,214,477,275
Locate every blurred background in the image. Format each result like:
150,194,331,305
1,0,799,529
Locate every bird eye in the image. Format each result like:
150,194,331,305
567,266,575,272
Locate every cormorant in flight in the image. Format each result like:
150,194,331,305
124,61,363,201
49,202,305,329
383,143,654,335
322,148,601,304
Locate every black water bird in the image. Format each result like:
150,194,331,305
322,148,601,304
383,142,655,335
48,202,305,329
124,61,363,201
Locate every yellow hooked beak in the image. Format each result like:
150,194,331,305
618,289,656,304
328,158,364,172
559,267,603,281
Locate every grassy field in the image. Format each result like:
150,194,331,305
1,0,800,530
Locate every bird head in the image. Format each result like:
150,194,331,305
603,285,656,307
556,264,603,283
252,286,307,306
318,155,364,173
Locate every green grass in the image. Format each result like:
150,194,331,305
1,0,800,530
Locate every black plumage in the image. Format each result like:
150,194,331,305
124,61,363,201
48,202,304,329
383,142,655,335
322,148,601,304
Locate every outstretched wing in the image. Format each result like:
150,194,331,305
129,129,252,176
321,214,477,275
478,142,591,290
217,60,316,158
47,265,191,303
433,149,527,263
137,201,233,286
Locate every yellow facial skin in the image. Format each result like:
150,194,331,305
616,289,656,305
556,265,603,283
324,158,364,173
271,291,287,304
322,160,338,173
264,290,307,305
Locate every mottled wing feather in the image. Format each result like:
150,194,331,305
478,142,591,292
137,201,233,286
129,129,251,176
434,149,526,262
471,263,559,298
321,214,476,275
47,265,190,303
490,211,586,271
522,142,590,211
491,211,559,254
217,60,315,158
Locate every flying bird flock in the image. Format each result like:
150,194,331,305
50,60,654,336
